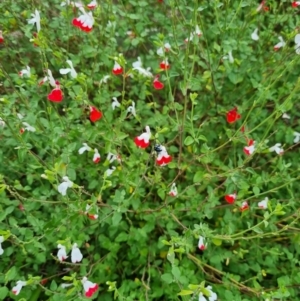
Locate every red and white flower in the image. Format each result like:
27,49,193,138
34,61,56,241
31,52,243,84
185,25,202,42
61,0,83,7
19,66,31,77
132,57,153,77
28,9,41,32
153,75,164,90
112,97,121,110
81,276,99,298
89,106,102,122
57,244,68,261
12,280,27,295
93,148,100,163
269,143,284,155
160,58,170,70
48,81,63,102
256,1,269,11
156,145,172,166
107,152,121,163
21,122,36,132
169,183,178,197
240,201,249,211
105,166,116,177
157,42,171,56
251,28,259,41
39,69,56,87
59,60,77,78
292,1,300,7
258,197,269,209
295,34,300,54
72,7,94,32
226,107,241,123
127,101,136,117
85,204,98,220
198,236,207,250
225,192,236,204
0,236,4,255
71,243,83,263
134,126,151,148
0,31,4,43
58,176,73,196
274,36,286,51
293,131,300,143
243,139,255,155
87,0,97,9
112,61,123,75
78,143,91,154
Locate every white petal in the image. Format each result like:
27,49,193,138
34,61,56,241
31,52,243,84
71,244,83,263
59,68,71,75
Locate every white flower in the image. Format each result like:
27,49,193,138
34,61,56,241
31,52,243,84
19,66,31,77
223,50,234,63
100,75,110,84
59,60,77,78
132,57,153,77
293,131,300,143
112,97,121,110
17,113,24,120
282,113,290,119
127,101,136,117
105,166,116,177
93,148,100,163
198,236,207,250
251,28,259,41
199,286,217,301
12,280,27,296
78,143,91,154
169,183,178,197
294,34,300,54
157,42,171,56
28,9,41,32
58,176,73,196
0,118,5,127
40,69,56,87
106,153,120,163
195,25,202,36
71,243,83,263
61,0,83,7
274,36,286,50
57,244,68,261
0,236,4,255
22,122,36,132
244,140,256,155
87,0,97,9
269,143,284,155
258,197,269,209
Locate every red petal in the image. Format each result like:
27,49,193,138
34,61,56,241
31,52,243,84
226,108,241,123
160,62,170,70
48,88,63,102
225,195,235,204
153,80,164,90
85,284,99,297
0,37,4,44
156,155,172,165
199,245,206,250
72,18,82,28
93,157,100,164
90,107,102,122
134,137,150,148
112,68,123,75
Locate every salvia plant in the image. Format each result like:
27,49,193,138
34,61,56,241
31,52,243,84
0,0,300,300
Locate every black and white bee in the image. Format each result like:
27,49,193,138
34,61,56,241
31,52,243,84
154,144,163,154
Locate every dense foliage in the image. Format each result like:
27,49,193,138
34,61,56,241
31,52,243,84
0,0,300,300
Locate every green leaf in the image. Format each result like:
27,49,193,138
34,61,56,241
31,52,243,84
161,273,173,284
193,171,203,183
5,266,17,283
0,287,8,299
184,136,194,146
177,290,194,296
112,212,122,226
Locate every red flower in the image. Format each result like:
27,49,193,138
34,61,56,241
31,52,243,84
225,192,236,204
153,75,164,90
82,277,98,298
112,61,123,75
243,139,255,155
156,145,172,166
134,126,151,148
87,213,98,220
48,81,63,102
160,59,170,70
72,8,94,32
226,107,241,123
240,201,249,212
292,1,300,7
90,106,102,122
87,0,97,9
0,31,4,44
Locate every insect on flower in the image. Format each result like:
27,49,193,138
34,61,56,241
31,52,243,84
134,126,151,148
89,106,102,122
48,81,63,102
81,276,99,298
225,192,236,204
71,243,83,263
155,144,172,166
226,107,241,123
12,281,27,296
112,61,123,75
153,75,164,90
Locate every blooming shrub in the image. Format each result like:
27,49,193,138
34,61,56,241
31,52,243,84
0,0,300,300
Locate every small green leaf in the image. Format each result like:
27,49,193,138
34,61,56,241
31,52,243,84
184,136,194,146
177,290,194,296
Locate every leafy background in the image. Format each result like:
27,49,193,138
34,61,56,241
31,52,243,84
0,0,300,300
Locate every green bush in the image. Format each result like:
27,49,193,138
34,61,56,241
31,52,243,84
0,0,300,300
